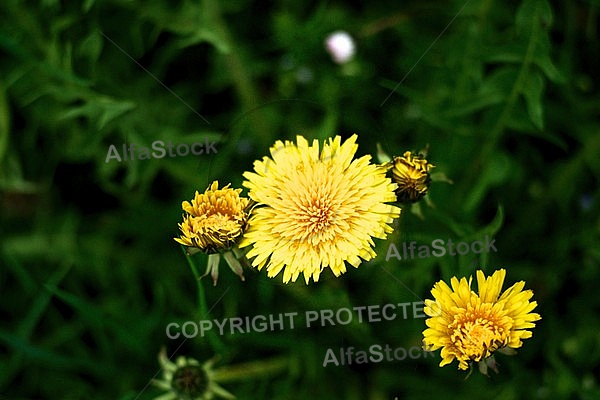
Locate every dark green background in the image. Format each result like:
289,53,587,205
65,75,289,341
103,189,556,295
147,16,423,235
1,0,599,399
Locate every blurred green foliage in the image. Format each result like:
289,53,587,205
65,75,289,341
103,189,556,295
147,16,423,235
1,0,599,399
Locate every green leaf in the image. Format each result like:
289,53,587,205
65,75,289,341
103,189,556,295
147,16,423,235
96,97,137,130
464,151,513,214
480,67,520,99
58,95,136,131
0,329,107,376
77,29,104,64
521,71,545,130
533,52,563,83
442,90,505,118
175,28,230,53
0,81,8,165
139,0,231,53
516,0,553,36
82,0,95,12
463,205,505,243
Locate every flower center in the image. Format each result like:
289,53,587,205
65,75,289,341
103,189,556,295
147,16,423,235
306,200,334,229
205,213,241,230
171,365,208,397
450,314,508,362
294,196,337,244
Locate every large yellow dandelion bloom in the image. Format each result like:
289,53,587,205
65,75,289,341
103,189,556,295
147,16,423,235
239,134,401,284
423,269,541,372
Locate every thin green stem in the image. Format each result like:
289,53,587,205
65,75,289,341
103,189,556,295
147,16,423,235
212,356,291,383
183,248,227,354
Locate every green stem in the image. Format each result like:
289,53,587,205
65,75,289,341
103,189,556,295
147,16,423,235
212,356,291,383
183,248,227,354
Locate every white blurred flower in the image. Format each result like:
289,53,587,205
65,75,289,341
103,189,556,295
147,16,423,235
325,31,356,64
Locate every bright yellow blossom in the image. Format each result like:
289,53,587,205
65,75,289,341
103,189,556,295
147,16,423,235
174,181,250,285
175,181,249,254
423,269,541,372
240,134,401,284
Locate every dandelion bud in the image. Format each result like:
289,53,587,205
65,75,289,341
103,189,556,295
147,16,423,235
152,348,235,399
390,151,435,203
175,181,251,285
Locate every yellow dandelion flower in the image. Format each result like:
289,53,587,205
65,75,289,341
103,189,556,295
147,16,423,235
152,348,235,400
389,151,434,203
423,269,541,372
239,134,401,284
175,181,249,253
174,181,250,285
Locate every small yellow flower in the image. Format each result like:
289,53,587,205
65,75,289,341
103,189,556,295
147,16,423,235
152,348,235,400
175,181,249,254
174,181,250,285
423,269,541,372
240,134,401,284
389,151,434,203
